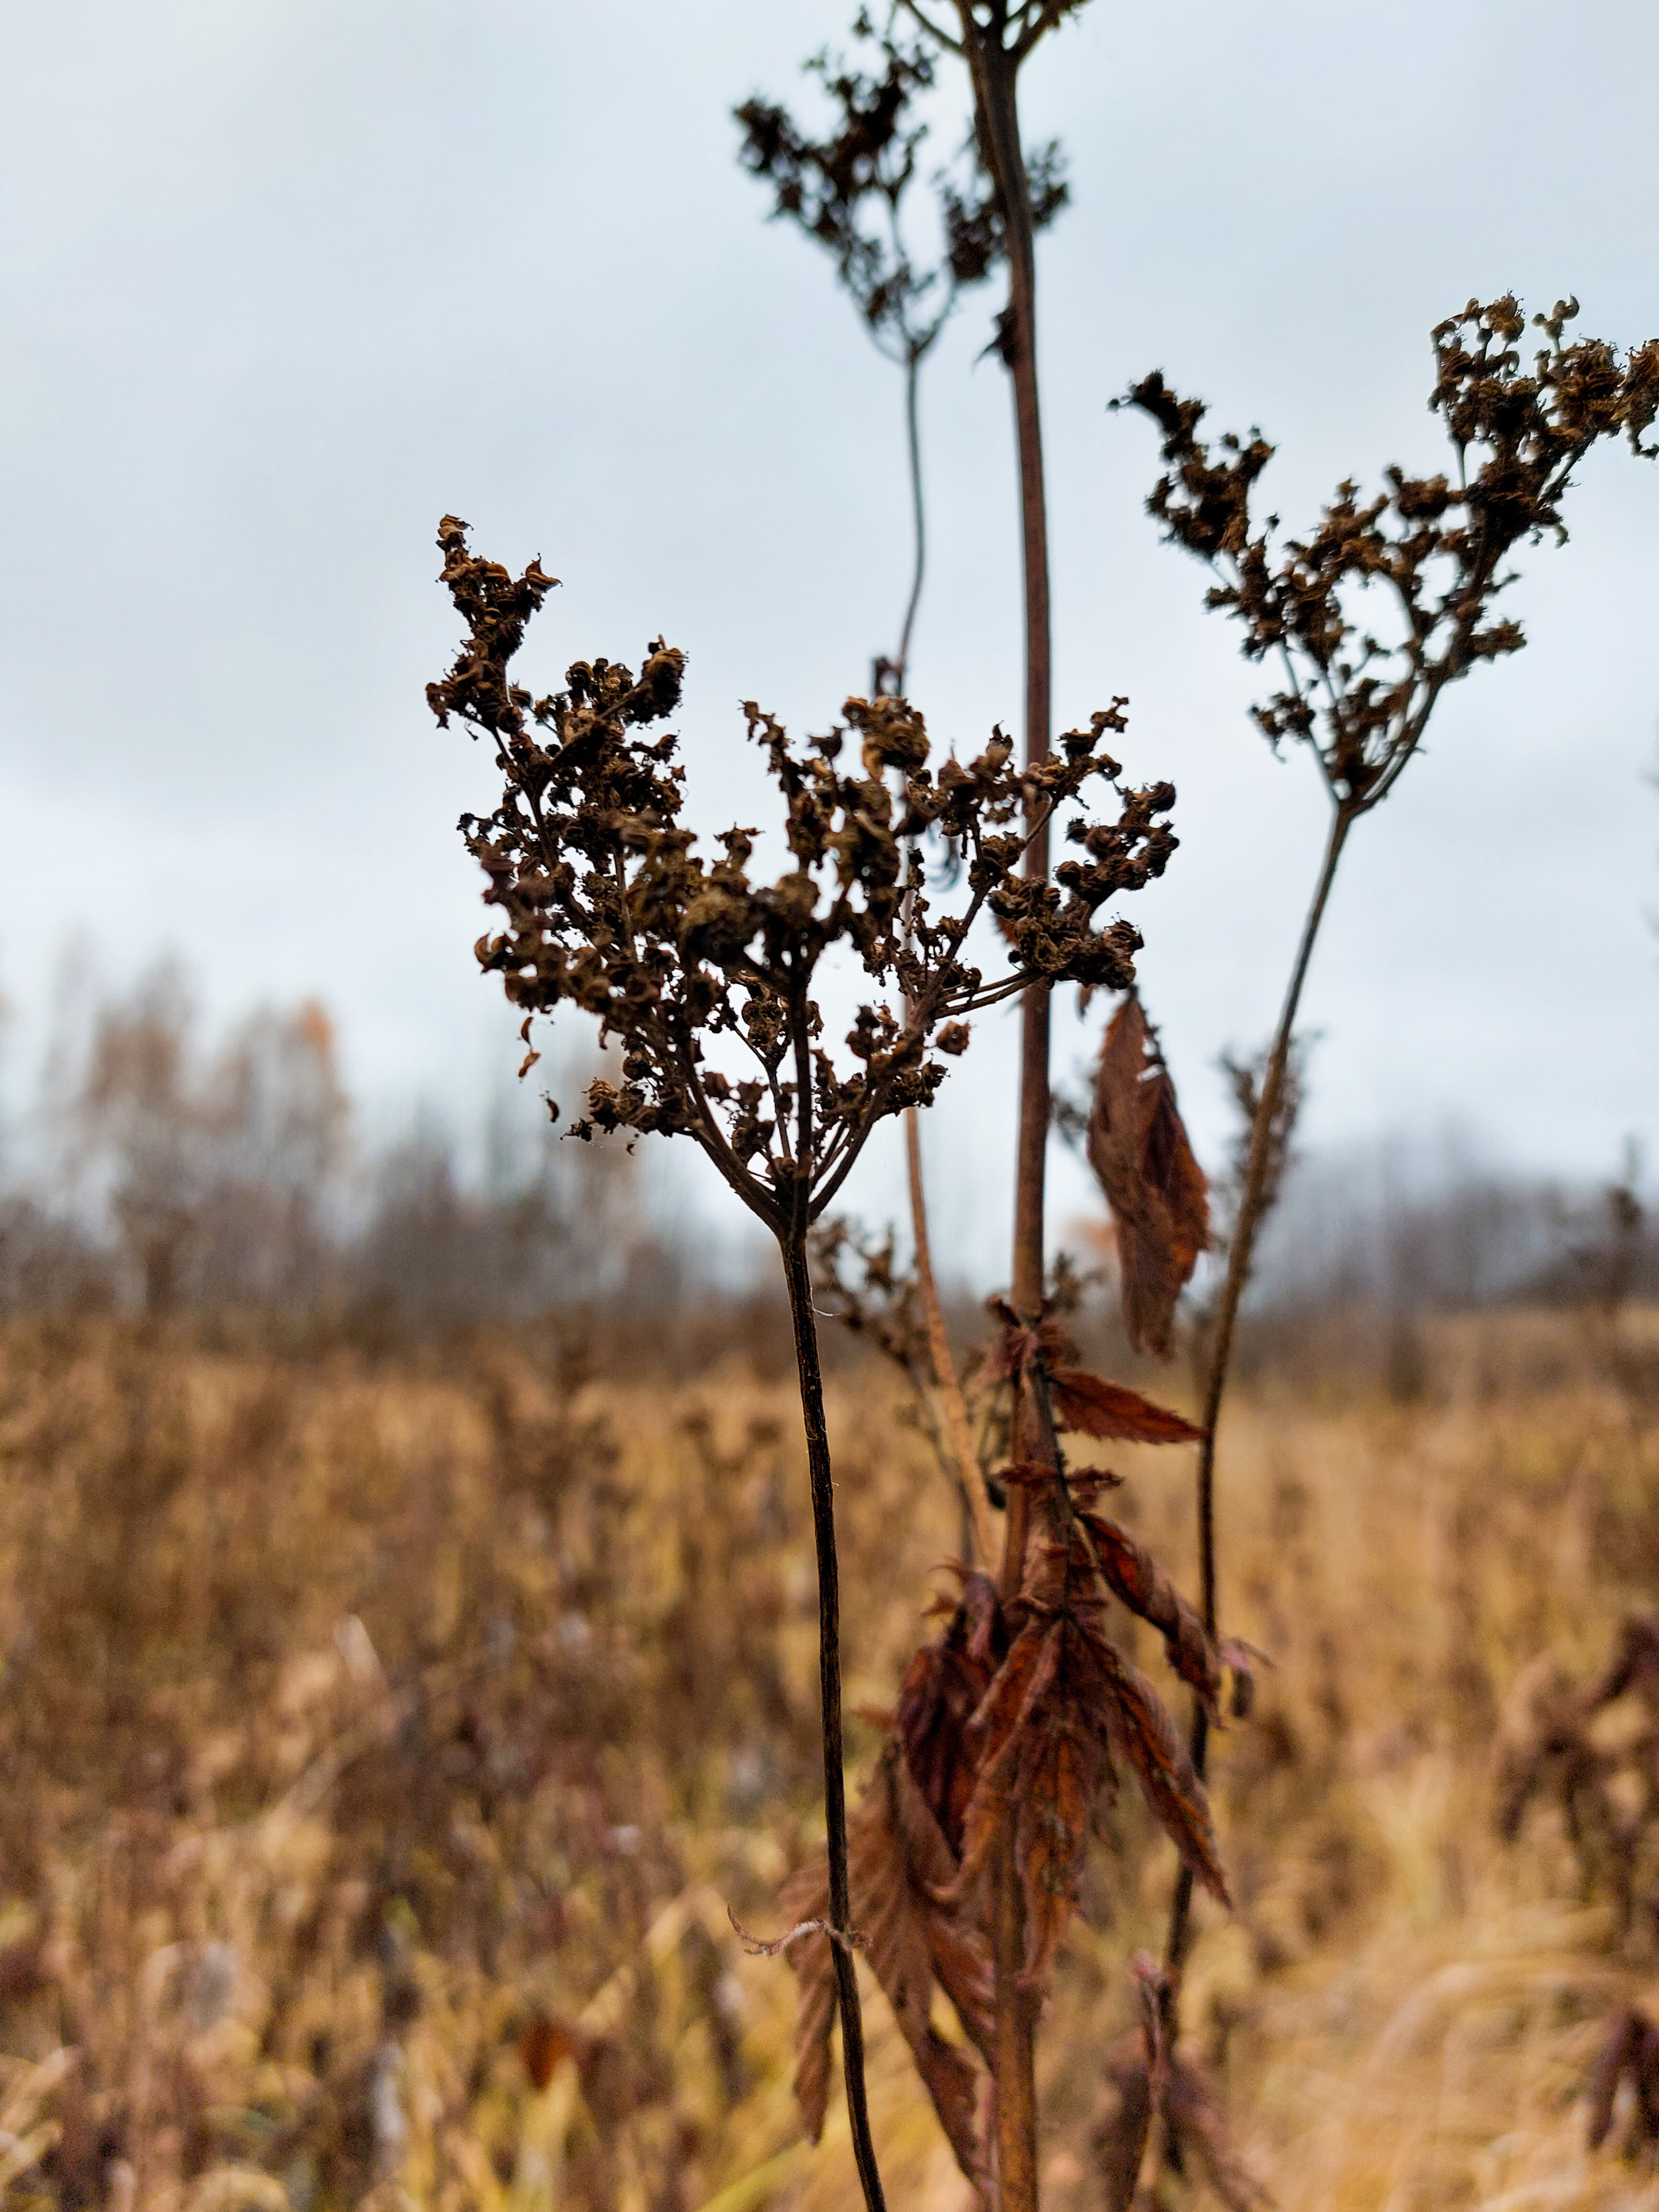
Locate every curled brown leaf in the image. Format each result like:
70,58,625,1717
1087,992,1209,1359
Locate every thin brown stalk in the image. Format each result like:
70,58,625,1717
905,1108,1000,1565
962,20,1052,2206
782,1233,888,2212
892,347,928,693
1165,797,1351,1971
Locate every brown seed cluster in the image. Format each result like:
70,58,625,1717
427,516,1174,1238
1120,296,1659,811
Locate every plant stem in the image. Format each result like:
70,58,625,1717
780,1233,887,2212
968,26,1051,2209
893,347,928,693
1164,797,1353,1972
904,1108,1000,1565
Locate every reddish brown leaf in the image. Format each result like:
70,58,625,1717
1050,1367,1204,1445
779,1744,994,2189
1090,1634,1231,1907
1081,1510,1220,1712
1087,992,1210,1359
950,1622,1063,1896
1012,1707,1111,1988
897,1571,1005,1853
519,2014,577,2091
777,1854,837,2145
1096,2048,1269,2211
1588,2004,1659,2152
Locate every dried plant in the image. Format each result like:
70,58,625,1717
1092,1956,1269,2211
736,8,1065,697
1496,1612,1659,1938
1588,2005,1659,2160
426,514,1176,2206
780,1289,1239,2197
1497,1616,1659,2176
1113,296,1659,2009
1085,991,1210,1363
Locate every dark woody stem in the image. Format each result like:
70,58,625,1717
781,1230,888,2212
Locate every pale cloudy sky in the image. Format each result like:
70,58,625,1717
3,0,1656,1279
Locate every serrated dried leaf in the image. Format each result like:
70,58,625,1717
1050,1367,1204,1444
1012,1707,1111,1988
1082,1511,1220,1712
1091,1635,1230,1907
952,1622,1062,1897
1087,992,1209,1359
780,1744,994,2188
897,1570,1005,1852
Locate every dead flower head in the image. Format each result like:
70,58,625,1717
427,514,1176,1241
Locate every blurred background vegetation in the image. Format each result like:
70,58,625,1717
1,970,1657,2209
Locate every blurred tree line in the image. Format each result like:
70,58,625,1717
0,960,680,1335
0,960,1651,1350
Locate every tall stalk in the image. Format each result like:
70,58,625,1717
1164,797,1350,1967
781,1231,888,2212
955,19,1052,2208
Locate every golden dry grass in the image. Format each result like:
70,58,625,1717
0,1311,1655,2210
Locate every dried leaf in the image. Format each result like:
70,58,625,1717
1081,1510,1220,1712
1588,2004,1659,2152
897,1571,1005,1852
777,1852,837,2146
1160,2052,1272,2210
1087,993,1209,1359
949,1603,1228,1985
780,1744,993,2188
1095,1959,1267,2212
1091,1634,1230,1907
1013,1704,1111,1988
950,1621,1062,1898
1049,1368,1204,1445
1094,2035,1155,2212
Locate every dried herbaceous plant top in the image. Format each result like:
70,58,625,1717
426,516,1179,1236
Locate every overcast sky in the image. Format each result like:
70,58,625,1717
3,0,1656,1281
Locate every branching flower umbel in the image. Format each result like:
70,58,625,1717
1120,296,1659,813
427,516,1173,1238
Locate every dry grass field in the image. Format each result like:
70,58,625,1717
0,1309,1656,2210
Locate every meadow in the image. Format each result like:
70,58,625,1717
0,1302,1654,2211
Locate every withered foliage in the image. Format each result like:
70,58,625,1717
1086,991,1210,1360
428,518,1182,2206
736,10,1066,367
780,1740,996,2193
1213,1040,1306,1260
1094,1958,1270,2212
1588,2005,1659,2158
810,1218,935,1398
739,13,1066,362
1120,296,1659,813
984,1311,1205,1447
781,1309,1226,2177
427,518,1173,1235
1497,1612,1659,1936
